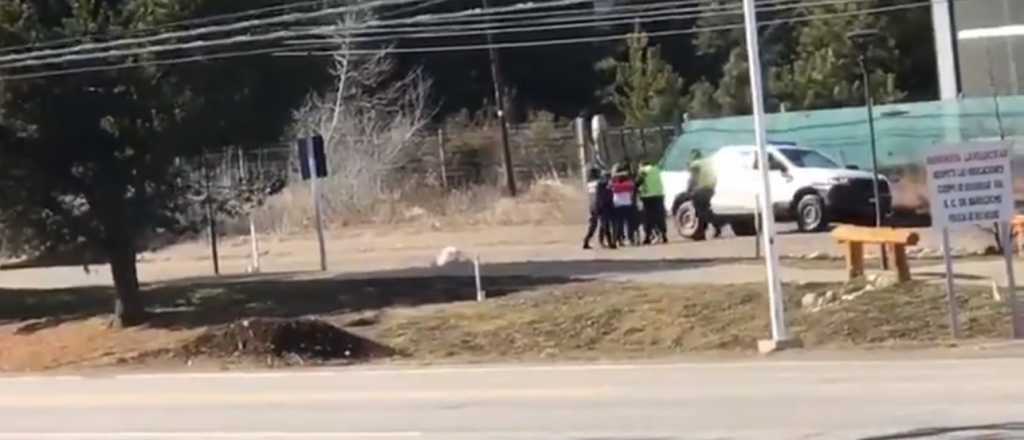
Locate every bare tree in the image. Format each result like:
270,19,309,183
293,13,437,216
975,46,1010,254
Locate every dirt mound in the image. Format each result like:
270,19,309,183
184,318,394,361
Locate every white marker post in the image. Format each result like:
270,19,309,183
474,255,485,302
743,0,797,353
248,216,261,274
927,142,1019,339
238,150,261,274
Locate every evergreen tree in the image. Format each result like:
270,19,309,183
0,0,325,326
769,1,906,110
596,28,686,127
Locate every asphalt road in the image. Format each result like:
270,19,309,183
2,358,1024,439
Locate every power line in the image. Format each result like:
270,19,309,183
0,0,870,71
302,0,816,42
0,0,772,68
0,0,933,81
0,1,731,70
0,0,455,55
0,0,590,66
0,0,353,55
286,1,936,55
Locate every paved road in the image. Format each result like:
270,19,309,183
3,358,1024,439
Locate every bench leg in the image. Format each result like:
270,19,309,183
846,242,865,280
893,244,911,283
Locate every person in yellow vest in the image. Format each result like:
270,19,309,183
687,149,725,238
638,162,668,244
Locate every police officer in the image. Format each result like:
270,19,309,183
583,167,615,249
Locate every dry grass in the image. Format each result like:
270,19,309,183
0,318,199,372
0,278,1008,372
251,178,587,235
360,280,1009,361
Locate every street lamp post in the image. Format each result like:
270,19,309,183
847,29,888,269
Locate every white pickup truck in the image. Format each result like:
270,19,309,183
661,144,892,240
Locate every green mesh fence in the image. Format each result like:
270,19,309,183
664,95,1024,171
663,96,1024,211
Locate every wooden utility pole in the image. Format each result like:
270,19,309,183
482,0,517,196
202,152,220,276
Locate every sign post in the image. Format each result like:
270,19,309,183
927,142,1018,339
298,135,329,272
1001,221,1023,338
939,226,962,338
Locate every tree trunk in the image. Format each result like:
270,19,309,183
109,242,145,327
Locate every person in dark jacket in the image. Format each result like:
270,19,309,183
583,167,616,249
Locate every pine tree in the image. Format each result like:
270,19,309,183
769,1,906,110
596,28,686,127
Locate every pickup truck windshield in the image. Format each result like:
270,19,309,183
779,149,840,169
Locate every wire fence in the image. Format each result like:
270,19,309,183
188,119,681,205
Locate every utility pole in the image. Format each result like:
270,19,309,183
482,0,517,196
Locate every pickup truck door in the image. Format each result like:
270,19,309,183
755,152,800,215
711,149,757,215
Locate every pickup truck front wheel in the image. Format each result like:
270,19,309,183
796,194,829,232
675,200,707,241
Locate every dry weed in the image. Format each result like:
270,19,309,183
250,178,586,235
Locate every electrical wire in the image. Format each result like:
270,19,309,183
0,0,933,81
0,0,352,55
0,0,869,71
0,0,737,55
0,1,731,70
0,0,789,66
0,0,591,66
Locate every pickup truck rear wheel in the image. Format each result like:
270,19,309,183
675,200,707,241
796,194,829,232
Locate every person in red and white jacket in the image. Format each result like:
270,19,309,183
609,168,637,246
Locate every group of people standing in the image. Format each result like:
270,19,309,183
583,161,668,249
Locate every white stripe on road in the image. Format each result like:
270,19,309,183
0,375,85,382
3,355,1021,383
0,433,421,439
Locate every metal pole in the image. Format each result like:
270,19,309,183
860,57,889,270
307,142,327,272
575,117,589,186
743,0,789,342
754,194,762,259
1000,221,1023,338
482,0,516,197
202,153,220,276
619,129,629,162
639,127,648,158
941,227,962,338
437,127,449,189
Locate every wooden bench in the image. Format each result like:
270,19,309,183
831,225,920,283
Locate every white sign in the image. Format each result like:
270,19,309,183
926,142,1015,229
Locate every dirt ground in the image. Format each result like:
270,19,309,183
0,214,1017,372
0,275,1011,372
